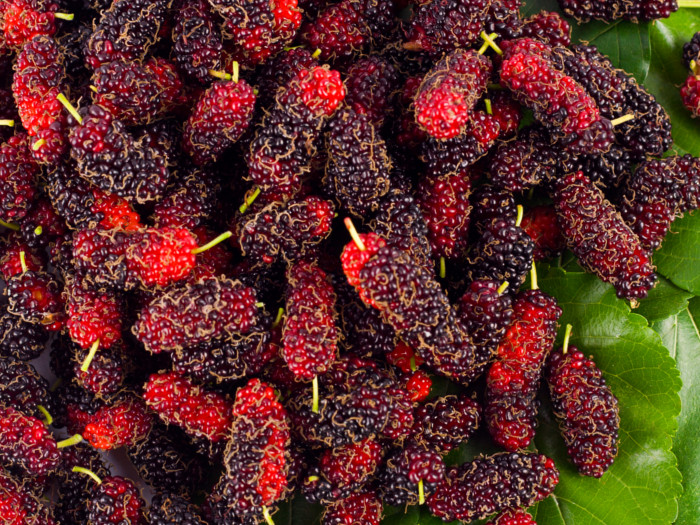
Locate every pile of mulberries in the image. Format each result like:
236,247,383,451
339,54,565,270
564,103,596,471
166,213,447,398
0,0,691,521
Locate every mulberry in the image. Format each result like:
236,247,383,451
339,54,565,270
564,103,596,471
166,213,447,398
324,108,392,217
6,270,65,330
552,171,657,300
143,371,233,443
92,58,183,126
410,394,481,455
344,56,400,126
84,0,170,69
247,66,345,201
406,0,493,53
86,475,146,525
378,442,445,506
255,47,320,107
485,288,561,451
183,74,256,165
323,492,383,525
0,133,39,222
486,508,537,525
681,73,700,118
1,0,68,48
0,404,61,477
82,395,153,450
546,328,620,477
521,11,571,47
0,312,49,361
0,357,51,418
413,49,492,140
427,452,559,522
149,492,208,525
557,0,678,22
520,205,566,261
0,468,55,525
171,0,224,84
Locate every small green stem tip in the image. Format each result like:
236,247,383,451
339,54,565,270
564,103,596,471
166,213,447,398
19,251,28,274
32,138,46,151
530,263,538,291
49,378,63,393
191,231,233,254
307,475,319,482
209,69,232,81
515,204,524,227
57,434,83,449
80,339,100,372
34,226,43,236
691,60,700,76
439,257,446,279
89,85,98,93
37,405,53,426
255,302,265,308
611,114,635,127
262,506,275,525
312,48,322,59
484,98,493,115
344,217,366,251
56,93,82,124
0,119,14,127
233,61,240,83
72,466,102,485
312,376,320,414
497,281,509,295
272,307,284,329
479,31,503,55
0,219,20,231
678,0,700,7
54,12,74,20
409,355,417,372
239,187,261,214
418,479,425,505
562,324,573,355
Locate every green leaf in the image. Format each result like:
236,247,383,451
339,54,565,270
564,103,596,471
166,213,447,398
645,10,700,157
653,210,700,295
651,298,700,525
634,276,693,322
528,267,683,525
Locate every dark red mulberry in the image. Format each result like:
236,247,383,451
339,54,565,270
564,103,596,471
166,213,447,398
324,108,392,217
471,184,517,232
427,452,559,522
410,394,481,455
552,171,657,301
84,0,170,69
521,10,571,47
520,205,566,261
0,357,51,418
618,155,700,250
239,196,335,267
0,468,55,524
55,443,110,525
65,275,124,351
1,0,67,48
557,0,678,22
378,442,445,506
87,475,146,525
683,32,700,69
6,270,65,331
0,133,39,222
183,76,256,166
222,379,290,518
92,58,183,126
486,508,537,525
247,66,345,201
171,0,224,84
0,405,61,477
484,0,522,41
322,492,383,525
82,395,153,450
300,0,394,62
546,332,620,477
255,47,320,107
413,49,492,140
485,289,561,451
681,73,700,117
143,371,233,443
406,0,493,54
344,56,400,126
0,312,48,361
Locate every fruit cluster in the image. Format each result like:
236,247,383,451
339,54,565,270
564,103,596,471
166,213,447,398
0,0,693,523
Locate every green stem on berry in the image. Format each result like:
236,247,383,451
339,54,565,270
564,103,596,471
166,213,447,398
312,376,320,414
72,466,102,484
484,98,493,115
610,114,635,127
80,339,100,372
312,49,322,59
262,506,275,525
479,31,503,55
283,45,301,51
562,324,573,355
0,119,14,127
37,405,53,426
344,217,366,251
0,219,20,231
32,138,46,151
515,204,524,228
439,257,446,279
409,355,417,372
34,226,43,236
57,434,83,448
57,93,83,124
272,307,284,329
487,83,504,90
19,251,28,274
89,85,98,93
497,281,509,295
418,478,425,505
239,187,261,213
691,60,700,76
232,61,240,83
191,231,233,254
255,302,265,308
54,12,74,20
209,69,232,81
530,263,538,290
